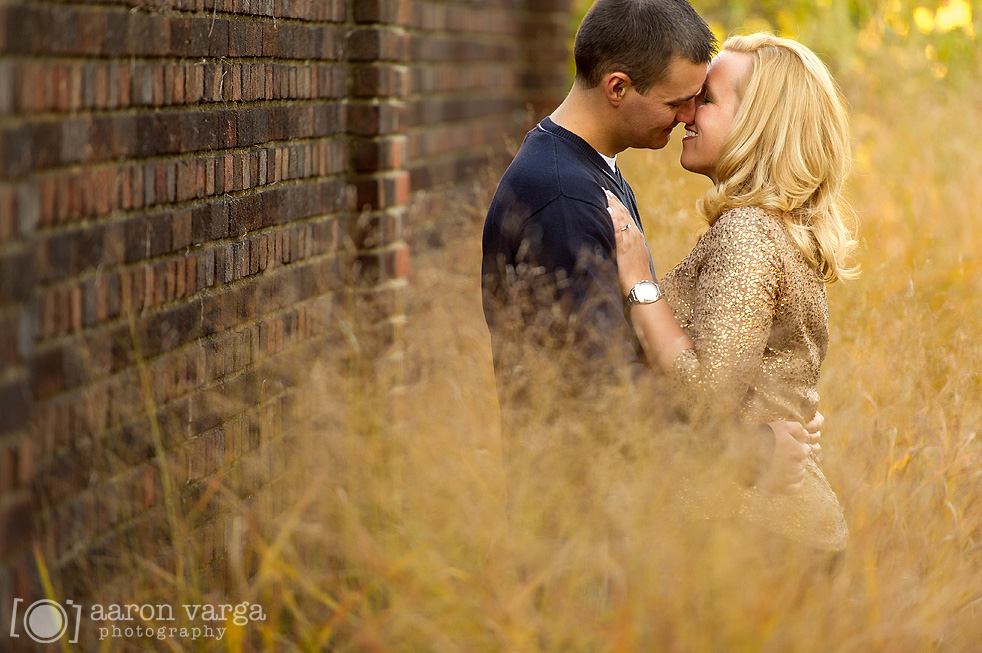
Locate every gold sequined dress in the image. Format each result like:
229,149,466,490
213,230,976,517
659,206,848,550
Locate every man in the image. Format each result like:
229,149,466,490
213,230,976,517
482,0,817,501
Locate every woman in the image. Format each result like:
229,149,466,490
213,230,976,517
607,34,858,551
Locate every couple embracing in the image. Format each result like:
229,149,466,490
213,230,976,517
482,0,857,554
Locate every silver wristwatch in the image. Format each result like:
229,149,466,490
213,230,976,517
627,280,662,306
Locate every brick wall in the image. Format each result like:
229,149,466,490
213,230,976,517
0,0,572,619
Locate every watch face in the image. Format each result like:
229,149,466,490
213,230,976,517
632,282,661,304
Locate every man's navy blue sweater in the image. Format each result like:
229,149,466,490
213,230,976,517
482,117,652,395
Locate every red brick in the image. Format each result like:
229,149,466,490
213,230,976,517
163,65,176,105
240,154,251,188
347,101,406,136
176,160,195,201
117,64,132,107
205,157,216,195
94,65,109,108
118,269,132,312
348,26,408,62
0,441,15,494
172,258,185,299
188,62,205,103
95,169,112,216
170,65,185,105
0,188,16,238
0,316,20,373
162,260,175,303
351,172,410,210
16,430,35,488
223,154,235,191
31,345,65,400
0,494,33,560
354,0,409,25
351,137,405,173
231,64,242,101
352,63,408,98
186,254,198,293
172,209,192,250
69,284,82,333
249,238,261,275
93,274,109,322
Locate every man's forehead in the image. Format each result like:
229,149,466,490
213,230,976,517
652,59,708,101
667,58,709,85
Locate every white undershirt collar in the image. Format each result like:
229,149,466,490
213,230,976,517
598,151,617,173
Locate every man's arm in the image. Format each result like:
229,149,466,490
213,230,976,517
759,412,823,492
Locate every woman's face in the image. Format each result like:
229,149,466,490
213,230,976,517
680,49,753,183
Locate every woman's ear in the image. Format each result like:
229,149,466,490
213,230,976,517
604,72,631,106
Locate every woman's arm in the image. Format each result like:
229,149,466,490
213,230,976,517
607,192,778,413
603,190,693,372
628,291,693,374
607,192,814,491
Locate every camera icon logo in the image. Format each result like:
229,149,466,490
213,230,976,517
9,598,82,644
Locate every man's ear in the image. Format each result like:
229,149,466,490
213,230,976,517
604,72,632,106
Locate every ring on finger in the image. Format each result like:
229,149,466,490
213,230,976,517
618,224,631,232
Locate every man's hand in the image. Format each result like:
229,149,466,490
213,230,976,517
758,418,817,493
801,410,824,458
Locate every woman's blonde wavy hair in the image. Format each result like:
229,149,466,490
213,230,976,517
698,33,859,283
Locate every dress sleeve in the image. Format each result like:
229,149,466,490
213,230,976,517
668,211,782,419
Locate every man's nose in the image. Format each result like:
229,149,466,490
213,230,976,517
676,98,696,125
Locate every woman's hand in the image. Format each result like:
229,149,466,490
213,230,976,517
604,189,654,296
603,188,692,373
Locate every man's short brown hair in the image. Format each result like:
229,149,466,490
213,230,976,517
574,0,717,94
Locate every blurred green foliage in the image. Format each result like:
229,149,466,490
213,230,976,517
569,0,980,85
